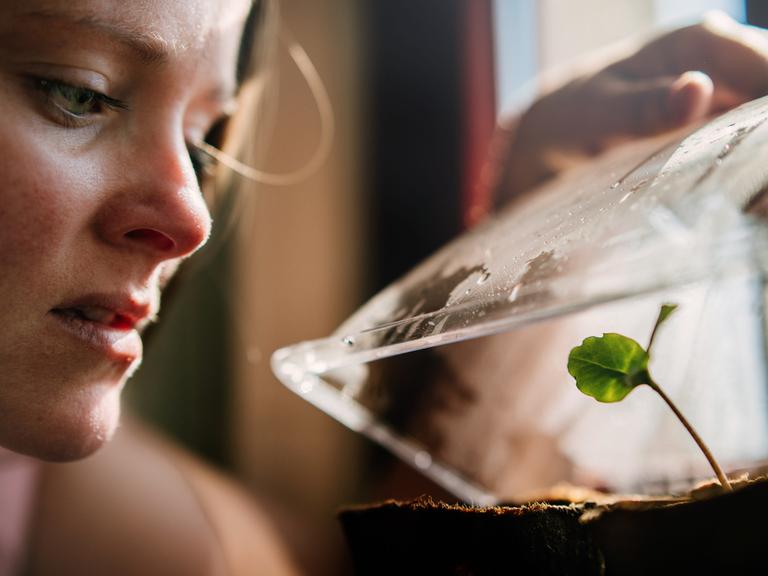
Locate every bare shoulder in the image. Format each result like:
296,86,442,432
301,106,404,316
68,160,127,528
25,421,301,576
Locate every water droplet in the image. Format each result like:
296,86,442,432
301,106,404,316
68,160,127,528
507,284,521,302
477,271,491,285
300,381,314,394
464,288,472,295
619,192,632,204
414,451,432,469
342,336,355,347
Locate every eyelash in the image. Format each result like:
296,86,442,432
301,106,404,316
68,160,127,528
189,117,230,184
32,78,128,128
188,144,216,181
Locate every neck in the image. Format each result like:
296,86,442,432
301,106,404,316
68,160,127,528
0,448,40,576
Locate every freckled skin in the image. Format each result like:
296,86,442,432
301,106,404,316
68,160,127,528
0,0,250,460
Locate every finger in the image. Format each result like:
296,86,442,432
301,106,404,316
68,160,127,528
699,11,768,99
667,71,714,125
619,12,768,102
601,71,713,139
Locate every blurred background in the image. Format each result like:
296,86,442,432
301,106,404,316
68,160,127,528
125,0,762,572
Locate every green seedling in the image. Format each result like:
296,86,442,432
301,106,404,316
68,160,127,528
568,304,732,492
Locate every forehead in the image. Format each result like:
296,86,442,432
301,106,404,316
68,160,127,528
6,0,251,65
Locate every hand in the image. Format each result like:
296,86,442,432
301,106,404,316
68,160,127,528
494,12,768,206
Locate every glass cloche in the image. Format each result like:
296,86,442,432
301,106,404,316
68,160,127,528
272,97,768,505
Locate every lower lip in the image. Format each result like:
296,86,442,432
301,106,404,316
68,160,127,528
48,311,142,365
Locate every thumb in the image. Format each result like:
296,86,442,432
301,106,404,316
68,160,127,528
667,71,715,126
609,71,714,138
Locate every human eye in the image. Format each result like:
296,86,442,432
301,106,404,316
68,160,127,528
32,78,127,127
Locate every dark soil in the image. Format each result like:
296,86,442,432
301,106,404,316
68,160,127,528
340,496,603,576
339,477,768,575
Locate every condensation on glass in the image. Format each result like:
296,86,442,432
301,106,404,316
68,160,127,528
273,97,768,505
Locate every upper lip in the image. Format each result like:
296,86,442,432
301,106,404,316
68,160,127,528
52,293,155,330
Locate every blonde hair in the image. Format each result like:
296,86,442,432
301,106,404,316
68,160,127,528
202,0,279,208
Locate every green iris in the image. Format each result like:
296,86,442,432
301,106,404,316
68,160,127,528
46,82,100,117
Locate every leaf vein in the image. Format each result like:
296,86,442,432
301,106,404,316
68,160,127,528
570,355,633,375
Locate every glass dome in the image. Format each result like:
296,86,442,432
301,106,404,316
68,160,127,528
272,96,768,505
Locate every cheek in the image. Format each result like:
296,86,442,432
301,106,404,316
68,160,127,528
0,128,101,276
0,126,126,460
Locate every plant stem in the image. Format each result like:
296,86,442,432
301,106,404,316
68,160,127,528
646,378,732,492
648,376,733,492
647,322,663,355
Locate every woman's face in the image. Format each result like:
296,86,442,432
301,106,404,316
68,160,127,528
0,0,251,460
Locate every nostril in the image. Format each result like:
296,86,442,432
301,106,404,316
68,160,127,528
124,229,176,252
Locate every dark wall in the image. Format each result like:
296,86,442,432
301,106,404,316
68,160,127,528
747,1,768,27
363,0,464,294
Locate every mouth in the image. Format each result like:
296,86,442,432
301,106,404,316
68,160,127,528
51,306,137,330
49,295,152,364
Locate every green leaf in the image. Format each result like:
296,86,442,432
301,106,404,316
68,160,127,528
656,303,678,327
647,303,679,353
568,333,650,403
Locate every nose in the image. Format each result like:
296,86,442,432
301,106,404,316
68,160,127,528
95,132,213,261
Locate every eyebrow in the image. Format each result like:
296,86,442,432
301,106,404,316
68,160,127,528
17,8,172,65
15,7,239,114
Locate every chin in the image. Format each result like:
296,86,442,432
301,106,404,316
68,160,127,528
0,381,123,462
